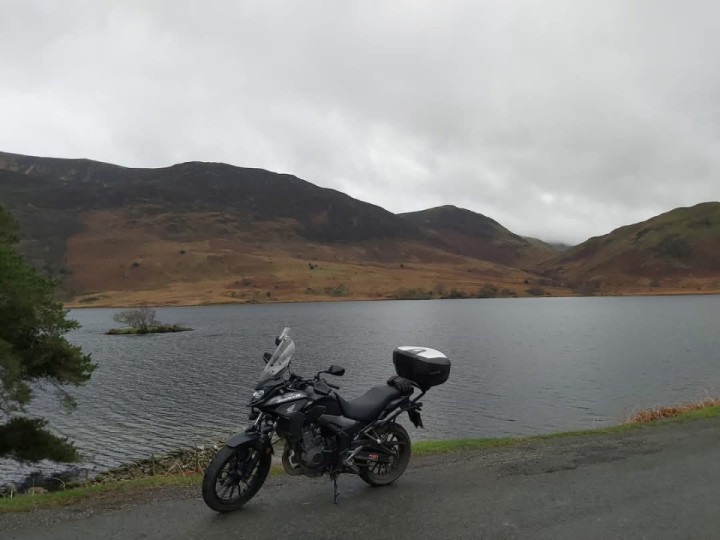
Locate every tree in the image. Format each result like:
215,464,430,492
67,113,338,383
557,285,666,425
113,306,159,332
0,206,95,462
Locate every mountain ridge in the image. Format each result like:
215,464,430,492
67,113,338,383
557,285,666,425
537,202,720,293
1,150,718,304
400,205,557,267
0,151,554,305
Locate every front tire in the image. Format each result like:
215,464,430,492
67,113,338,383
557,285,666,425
358,423,411,487
202,444,271,513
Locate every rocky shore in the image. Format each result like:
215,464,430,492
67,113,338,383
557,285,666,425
92,444,221,482
1,443,224,497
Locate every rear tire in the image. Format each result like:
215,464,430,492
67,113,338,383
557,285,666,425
202,444,271,513
358,423,411,486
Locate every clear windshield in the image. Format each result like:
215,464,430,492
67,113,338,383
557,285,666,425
258,327,295,382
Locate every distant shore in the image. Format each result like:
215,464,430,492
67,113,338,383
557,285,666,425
66,288,720,309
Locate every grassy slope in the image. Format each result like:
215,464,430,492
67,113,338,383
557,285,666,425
62,210,559,307
64,203,720,306
400,205,557,267
4,152,719,303
4,405,719,513
538,202,720,293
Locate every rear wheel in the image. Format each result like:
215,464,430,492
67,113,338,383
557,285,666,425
358,423,411,486
202,444,271,513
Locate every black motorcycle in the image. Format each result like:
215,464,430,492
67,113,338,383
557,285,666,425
201,328,451,512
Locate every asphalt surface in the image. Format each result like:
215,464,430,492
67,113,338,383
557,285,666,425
3,416,720,539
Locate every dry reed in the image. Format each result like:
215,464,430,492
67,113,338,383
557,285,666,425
627,395,720,423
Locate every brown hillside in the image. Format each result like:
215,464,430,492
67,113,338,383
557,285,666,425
401,205,557,267
0,152,559,305
537,202,720,294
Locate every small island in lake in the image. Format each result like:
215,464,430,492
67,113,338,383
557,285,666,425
106,306,192,335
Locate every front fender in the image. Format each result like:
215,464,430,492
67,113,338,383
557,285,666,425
226,431,272,452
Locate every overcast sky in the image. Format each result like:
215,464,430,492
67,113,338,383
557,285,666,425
2,1,720,244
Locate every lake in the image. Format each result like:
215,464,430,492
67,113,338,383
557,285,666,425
3,295,720,483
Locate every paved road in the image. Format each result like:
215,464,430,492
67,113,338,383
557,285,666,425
4,416,720,539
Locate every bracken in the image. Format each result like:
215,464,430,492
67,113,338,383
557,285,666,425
627,396,720,423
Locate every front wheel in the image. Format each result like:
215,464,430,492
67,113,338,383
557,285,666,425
202,444,271,513
358,423,411,486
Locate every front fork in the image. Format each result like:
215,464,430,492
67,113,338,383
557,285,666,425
226,413,275,454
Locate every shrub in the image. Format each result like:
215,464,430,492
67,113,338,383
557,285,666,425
0,418,79,463
526,287,546,296
113,306,159,332
475,284,499,298
572,281,599,296
447,288,469,299
396,288,432,300
655,234,693,259
330,283,349,297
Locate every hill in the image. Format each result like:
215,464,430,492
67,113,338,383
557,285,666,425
401,205,557,267
537,202,720,294
0,151,556,305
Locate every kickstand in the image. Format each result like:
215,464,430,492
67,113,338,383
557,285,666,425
332,473,339,505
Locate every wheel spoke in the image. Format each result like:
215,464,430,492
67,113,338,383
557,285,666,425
218,480,232,499
359,426,412,485
212,447,266,502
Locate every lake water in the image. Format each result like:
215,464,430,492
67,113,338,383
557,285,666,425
3,295,720,483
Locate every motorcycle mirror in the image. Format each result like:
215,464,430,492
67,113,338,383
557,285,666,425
275,335,281,346
327,365,345,376
263,352,272,364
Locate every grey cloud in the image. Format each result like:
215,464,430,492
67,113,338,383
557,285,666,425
2,0,720,244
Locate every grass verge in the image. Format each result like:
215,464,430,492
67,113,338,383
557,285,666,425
0,473,202,513
412,404,720,455
0,466,286,513
3,405,720,513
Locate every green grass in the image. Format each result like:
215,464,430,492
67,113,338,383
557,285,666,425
0,473,202,513
0,465,285,513
413,405,720,455
3,405,720,513
412,437,516,454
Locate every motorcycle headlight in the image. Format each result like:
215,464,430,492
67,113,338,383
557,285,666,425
250,389,265,402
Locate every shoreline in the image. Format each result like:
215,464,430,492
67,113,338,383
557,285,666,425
65,289,720,310
3,404,719,512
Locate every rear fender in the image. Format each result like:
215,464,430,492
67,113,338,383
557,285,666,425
379,397,410,419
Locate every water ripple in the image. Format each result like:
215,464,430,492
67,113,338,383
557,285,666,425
3,296,720,483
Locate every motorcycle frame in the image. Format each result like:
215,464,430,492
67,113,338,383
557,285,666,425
236,384,426,469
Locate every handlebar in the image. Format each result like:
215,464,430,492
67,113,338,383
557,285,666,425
289,373,340,391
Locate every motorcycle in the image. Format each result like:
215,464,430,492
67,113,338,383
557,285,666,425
201,327,451,512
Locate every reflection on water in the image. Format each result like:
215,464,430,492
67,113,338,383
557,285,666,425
3,295,720,482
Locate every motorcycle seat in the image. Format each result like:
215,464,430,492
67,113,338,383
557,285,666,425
336,385,404,422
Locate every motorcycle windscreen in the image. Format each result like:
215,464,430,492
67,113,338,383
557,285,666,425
259,328,295,382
